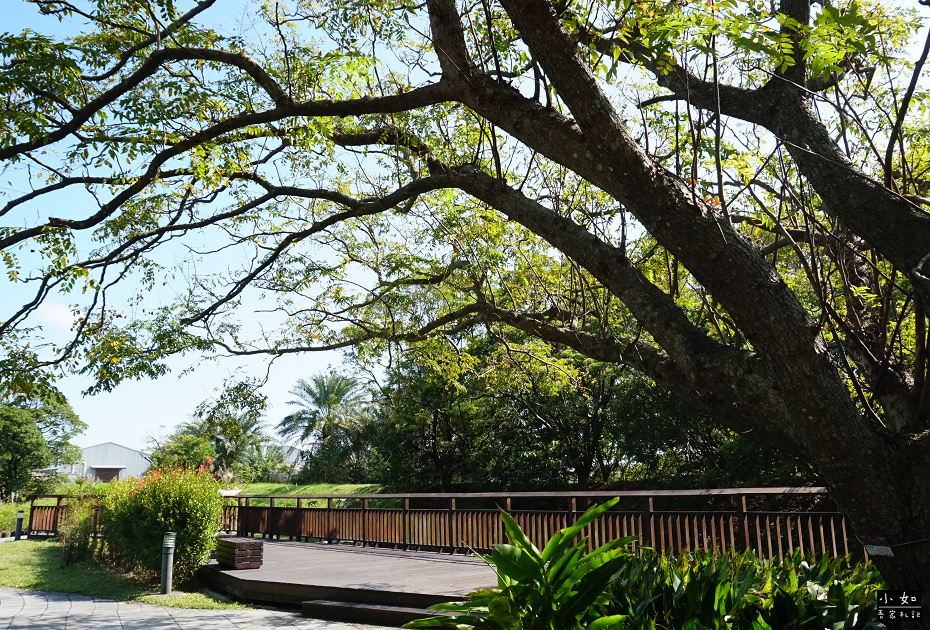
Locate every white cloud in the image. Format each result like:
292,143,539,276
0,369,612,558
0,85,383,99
36,302,79,331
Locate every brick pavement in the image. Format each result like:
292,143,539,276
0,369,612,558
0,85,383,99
0,587,387,629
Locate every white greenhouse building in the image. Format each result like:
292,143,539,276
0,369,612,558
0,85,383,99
54,442,150,482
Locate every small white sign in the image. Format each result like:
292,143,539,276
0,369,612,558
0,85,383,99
860,536,894,557
864,544,894,557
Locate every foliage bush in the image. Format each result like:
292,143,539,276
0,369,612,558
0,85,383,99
0,502,29,534
604,550,884,629
59,496,100,566
407,499,885,629
100,468,222,585
237,442,290,483
148,433,216,472
0,405,52,501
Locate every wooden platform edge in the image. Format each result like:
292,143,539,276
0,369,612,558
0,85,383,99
200,563,456,609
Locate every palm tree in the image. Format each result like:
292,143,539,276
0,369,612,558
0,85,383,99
276,373,364,447
181,409,266,473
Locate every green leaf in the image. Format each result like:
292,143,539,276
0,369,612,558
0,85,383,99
714,579,730,613
547,539,587,589
491,543,543,583
541,530,566,563
402,618,454,627
584,536,639,561
771,586,800,628
543,498,620,563
588,615,628,629
403,615,483,628
556,555,630,624
499,508,543,563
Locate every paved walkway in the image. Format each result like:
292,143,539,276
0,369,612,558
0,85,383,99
0,588,386,629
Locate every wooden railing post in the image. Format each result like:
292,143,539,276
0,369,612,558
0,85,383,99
362,498,369,546
450,497,457,552
269,496,276,539
236,497,242,536
740,495,750,554
402,498,410,549
568,497,577,546
26,496,36,536
54,495,65,534
327,497,333,543
648,497,656,551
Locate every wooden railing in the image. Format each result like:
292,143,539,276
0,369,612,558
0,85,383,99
219,488,852,560
28,488,852,559
26,495,71,537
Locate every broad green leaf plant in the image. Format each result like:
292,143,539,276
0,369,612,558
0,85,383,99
406,500,886,629
406,498,634,630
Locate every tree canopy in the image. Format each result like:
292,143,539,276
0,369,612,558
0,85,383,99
0,389,84,498
2,0,930,589
277,373,365,446
372,337,814,491
0,405,52,500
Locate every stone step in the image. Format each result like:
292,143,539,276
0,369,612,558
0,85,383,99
301,599,454,627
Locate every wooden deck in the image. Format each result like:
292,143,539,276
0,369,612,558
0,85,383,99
202,539,497,610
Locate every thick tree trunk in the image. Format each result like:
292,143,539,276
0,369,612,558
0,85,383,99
421,0,930,598
849,436,930,623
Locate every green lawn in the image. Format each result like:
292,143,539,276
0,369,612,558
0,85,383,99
0,540,248,609
54,481,120,494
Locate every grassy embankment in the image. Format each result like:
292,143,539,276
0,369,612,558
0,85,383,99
228,482,382,506
0,540,247,609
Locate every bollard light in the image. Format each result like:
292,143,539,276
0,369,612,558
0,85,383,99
161,532,177,595
14,511,24,541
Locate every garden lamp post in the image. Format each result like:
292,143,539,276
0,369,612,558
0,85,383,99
14,511,24,541
161,532,176,595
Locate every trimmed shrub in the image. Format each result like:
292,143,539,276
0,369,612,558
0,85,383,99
0,502,29,535
100,468,222,584
59,496,100,565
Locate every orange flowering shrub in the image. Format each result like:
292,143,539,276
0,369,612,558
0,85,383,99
99,467,222,584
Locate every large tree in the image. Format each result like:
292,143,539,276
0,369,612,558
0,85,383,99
0,406,52,500
1,386,86,467
2,0,930,591
375,336,813,491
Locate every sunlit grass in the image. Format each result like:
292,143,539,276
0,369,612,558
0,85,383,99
0,540,248,609
136,590,248,609
235,482,381,495
226,482,382,507
54,481,386,508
